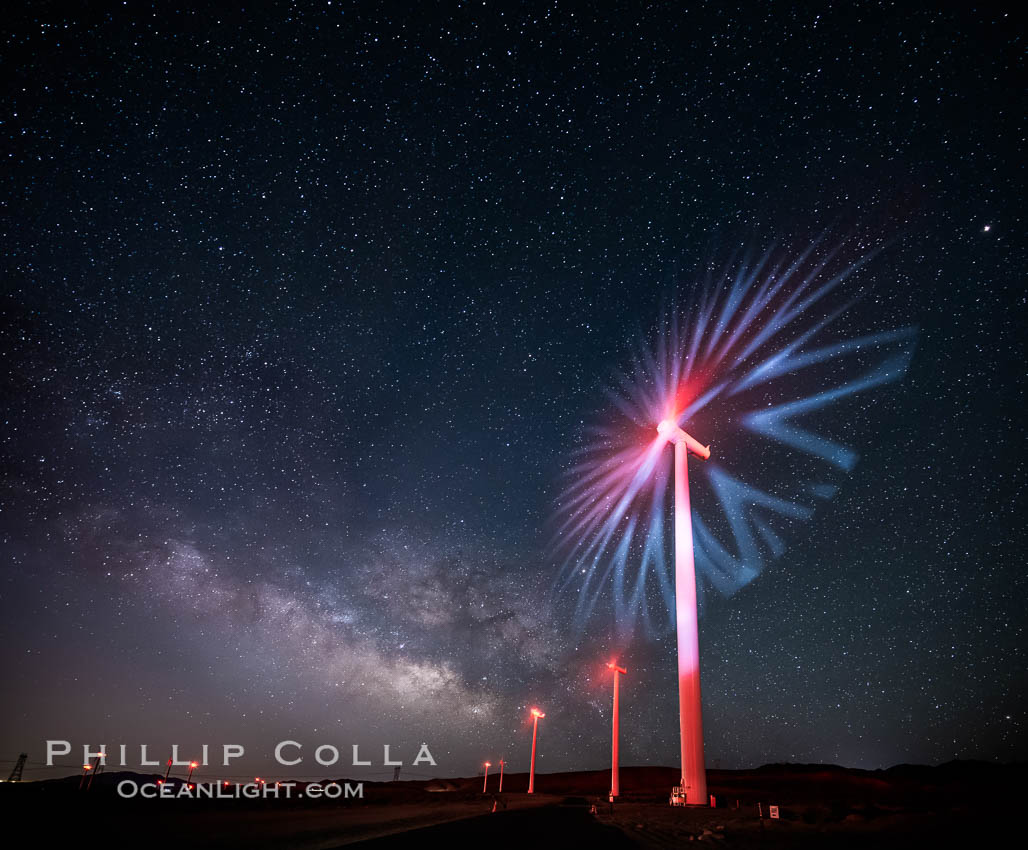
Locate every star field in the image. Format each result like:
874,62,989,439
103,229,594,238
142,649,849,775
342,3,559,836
1,2,1023,780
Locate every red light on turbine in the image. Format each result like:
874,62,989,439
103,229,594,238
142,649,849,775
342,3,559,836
528,707,545,794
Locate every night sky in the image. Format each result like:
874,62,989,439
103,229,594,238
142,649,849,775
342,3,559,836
2,3,1023,783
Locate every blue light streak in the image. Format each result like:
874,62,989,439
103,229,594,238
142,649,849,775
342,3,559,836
552,238,918,635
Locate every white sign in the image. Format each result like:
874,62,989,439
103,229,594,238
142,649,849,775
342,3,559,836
769,805,780,820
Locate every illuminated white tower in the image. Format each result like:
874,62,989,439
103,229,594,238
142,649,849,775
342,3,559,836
608,660,627,798
657,418,710,806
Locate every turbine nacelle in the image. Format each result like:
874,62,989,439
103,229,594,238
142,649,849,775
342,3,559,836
657,419,711,460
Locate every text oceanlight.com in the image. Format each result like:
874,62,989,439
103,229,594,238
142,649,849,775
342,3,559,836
117,780,363,799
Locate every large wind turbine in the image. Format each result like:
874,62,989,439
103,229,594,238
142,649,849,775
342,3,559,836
552,238,918,807
527,707,545,794
657,418,710,806
608,660,627,799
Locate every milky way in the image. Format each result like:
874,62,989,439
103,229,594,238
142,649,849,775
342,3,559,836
1,4,1023,781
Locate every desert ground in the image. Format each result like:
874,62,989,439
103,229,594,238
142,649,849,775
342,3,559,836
2,762,1018,847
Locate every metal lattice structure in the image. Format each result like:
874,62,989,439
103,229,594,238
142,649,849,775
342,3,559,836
6,753,27,783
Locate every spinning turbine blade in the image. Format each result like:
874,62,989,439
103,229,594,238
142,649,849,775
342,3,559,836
552,237,917,634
